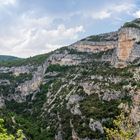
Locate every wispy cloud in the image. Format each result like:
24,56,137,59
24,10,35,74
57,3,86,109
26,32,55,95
84,2,135,20
0,0,16,5
133,10,140,18
0,12,84,57
90,10,111,20
111,3,135,13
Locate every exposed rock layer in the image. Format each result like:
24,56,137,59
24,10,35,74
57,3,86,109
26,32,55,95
70,27,140,67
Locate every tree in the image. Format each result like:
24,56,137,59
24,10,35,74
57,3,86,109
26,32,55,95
0,118,26,140
104,113,135,140
16,129,26,140
0,118,15,140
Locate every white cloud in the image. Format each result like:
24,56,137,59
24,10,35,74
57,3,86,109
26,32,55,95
0,14,84,58
91,10,111,20
84,2,135,20
111,3,135,13
0,0,16,5
44,24,84,40
133,10,140,18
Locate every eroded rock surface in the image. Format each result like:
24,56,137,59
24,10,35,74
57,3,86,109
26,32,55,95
89,119,104,134
71,40,117,53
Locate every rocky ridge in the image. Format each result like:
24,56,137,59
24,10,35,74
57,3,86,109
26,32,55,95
70,19,140,68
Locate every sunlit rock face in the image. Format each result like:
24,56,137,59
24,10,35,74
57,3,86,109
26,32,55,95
117,28,135,61
117,28,140,64
70,21,140,68
14,61,49,102
71,41,117,53
73,28,140,67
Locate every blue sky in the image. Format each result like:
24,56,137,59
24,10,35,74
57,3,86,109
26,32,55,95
0,0,140,57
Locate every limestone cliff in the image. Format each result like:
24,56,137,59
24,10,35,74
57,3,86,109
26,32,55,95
70,19,140,67
70,40,117,53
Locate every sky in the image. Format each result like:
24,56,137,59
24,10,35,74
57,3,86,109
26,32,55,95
0,0,140,58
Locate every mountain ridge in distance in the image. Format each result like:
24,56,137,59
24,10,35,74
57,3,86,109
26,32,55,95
0,55,21,62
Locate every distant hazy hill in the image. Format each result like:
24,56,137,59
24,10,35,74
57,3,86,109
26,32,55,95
0,55,20,62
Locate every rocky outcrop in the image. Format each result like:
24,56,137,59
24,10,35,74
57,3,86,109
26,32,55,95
0,65,32,75
130,90,140,123
115,27,140,67
70,31,118,54
117,28,136,61
49,51,86,66
70,103,82,115
70,21,140,67
102,91,121,101
130,44,140,61
15,61,49,102
70,40,117,53
80,82,94,95
89,119,104,134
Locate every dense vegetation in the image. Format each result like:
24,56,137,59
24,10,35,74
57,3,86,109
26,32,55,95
0,46,139,139
0,118,25,140
2,60,136,139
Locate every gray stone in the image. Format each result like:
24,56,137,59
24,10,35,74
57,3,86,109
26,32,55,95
89,119,104,134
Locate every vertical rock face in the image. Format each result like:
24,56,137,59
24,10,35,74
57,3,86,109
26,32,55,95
130,44,140,61
15,61,49,102
117,28,135,61
117,28,140,62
